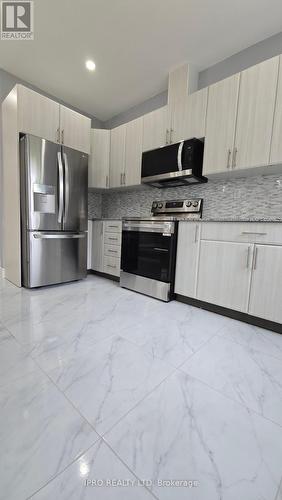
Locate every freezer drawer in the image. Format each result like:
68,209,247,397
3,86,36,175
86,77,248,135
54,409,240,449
22,232,87,288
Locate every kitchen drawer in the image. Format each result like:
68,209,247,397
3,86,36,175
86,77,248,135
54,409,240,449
201,222,282,244
104,243,121,258
104,232,121,246
103,255,120,276
104,221,122,233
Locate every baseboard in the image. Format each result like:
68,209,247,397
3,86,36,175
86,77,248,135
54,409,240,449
87,269,120,283
176,295,282,334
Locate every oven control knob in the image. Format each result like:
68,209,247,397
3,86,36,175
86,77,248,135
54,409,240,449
193,201,199,207
157,203,163,209
186,201,192,207
152,202,158,209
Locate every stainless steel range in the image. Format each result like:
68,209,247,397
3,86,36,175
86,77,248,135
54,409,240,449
120,198,203,301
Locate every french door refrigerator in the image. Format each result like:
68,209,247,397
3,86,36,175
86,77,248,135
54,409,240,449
20,134,88,288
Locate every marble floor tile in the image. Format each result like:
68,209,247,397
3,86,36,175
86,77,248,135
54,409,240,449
30,439,155,500
181,335,282,426
0,325,33,379
105,371,282,500
0,362,98,500
120,307,224,367
44,335,173,435
218,318,282,360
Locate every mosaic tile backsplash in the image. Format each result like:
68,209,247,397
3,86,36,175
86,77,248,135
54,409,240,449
88,192,102,218
99,174,282,221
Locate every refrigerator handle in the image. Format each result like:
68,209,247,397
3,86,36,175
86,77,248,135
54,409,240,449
57,152,64,224
63,152,70,224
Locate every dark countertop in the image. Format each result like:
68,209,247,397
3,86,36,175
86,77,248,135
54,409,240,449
89,217,282,223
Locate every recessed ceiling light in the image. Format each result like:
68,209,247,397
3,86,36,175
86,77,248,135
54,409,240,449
85,60,96,71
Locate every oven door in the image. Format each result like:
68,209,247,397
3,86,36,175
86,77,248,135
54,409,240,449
121,221,177,283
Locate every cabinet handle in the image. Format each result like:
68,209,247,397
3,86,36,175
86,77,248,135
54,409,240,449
170,128,173,144
253,247,258,270
56,127,60,143
108,237,118,240
107,264,117,269
194,225,199,243
246,245,252,269
241,232,267,236
227,149,232,169
120,173,123,185
100,224,103,236
165,129,169,145
106,175,109,188
108,249,118,254
61,129,64,144
124,173,126,185
232,147,237,169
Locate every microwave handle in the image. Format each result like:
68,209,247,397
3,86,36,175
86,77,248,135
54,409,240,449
177,141,184,171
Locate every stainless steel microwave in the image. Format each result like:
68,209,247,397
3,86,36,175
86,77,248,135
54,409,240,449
141,138,207,188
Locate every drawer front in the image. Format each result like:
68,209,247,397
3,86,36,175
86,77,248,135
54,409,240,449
104,232,121,246
104,243,121,258
201,222,282,244
104,221,122,233
103,255,120,276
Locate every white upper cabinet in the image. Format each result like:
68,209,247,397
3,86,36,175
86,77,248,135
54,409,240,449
248,244,282,324
60,105,91,154
203,74,240,175
124,116,143,187
175,222,201,298
89,129,110,188
172,88,208,143
234,56,279,170
17,85,60,143
17,86,91,154
142,106,168,151
197,240,253,312
110,124,126,188
270,55,282,164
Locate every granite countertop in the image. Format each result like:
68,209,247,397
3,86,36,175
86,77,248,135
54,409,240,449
89,217,282,223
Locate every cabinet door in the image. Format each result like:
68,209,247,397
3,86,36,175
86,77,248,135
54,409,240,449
17,85,60,143
248,245,282,323
89,129,110,188
203,74,240,175
124,117,143,187
91,221,104,272
175,222,201,298
87,221,93,269
142,106,168,151
172,88,208,143
109,124,126,188
270,56,282,164
60,105,91,154
197,240,253,312
234,56,279,170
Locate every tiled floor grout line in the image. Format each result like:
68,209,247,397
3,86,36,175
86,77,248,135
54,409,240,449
216,327,282,362
274,475,282,500
176,364,282,430
27,358,162,500
26,341,174,499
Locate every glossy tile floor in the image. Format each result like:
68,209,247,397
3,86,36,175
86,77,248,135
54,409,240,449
1,274,282,500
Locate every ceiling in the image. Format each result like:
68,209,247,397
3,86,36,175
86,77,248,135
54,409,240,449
1,0,282,121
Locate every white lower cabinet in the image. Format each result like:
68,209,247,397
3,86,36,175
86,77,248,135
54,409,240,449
175,222,282,324
175,222,201,298
90,221,104,272
248,245,282,323
89,220,121,277
196,240,253,312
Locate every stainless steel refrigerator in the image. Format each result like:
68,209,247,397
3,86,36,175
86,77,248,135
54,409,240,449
20,134,88,288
